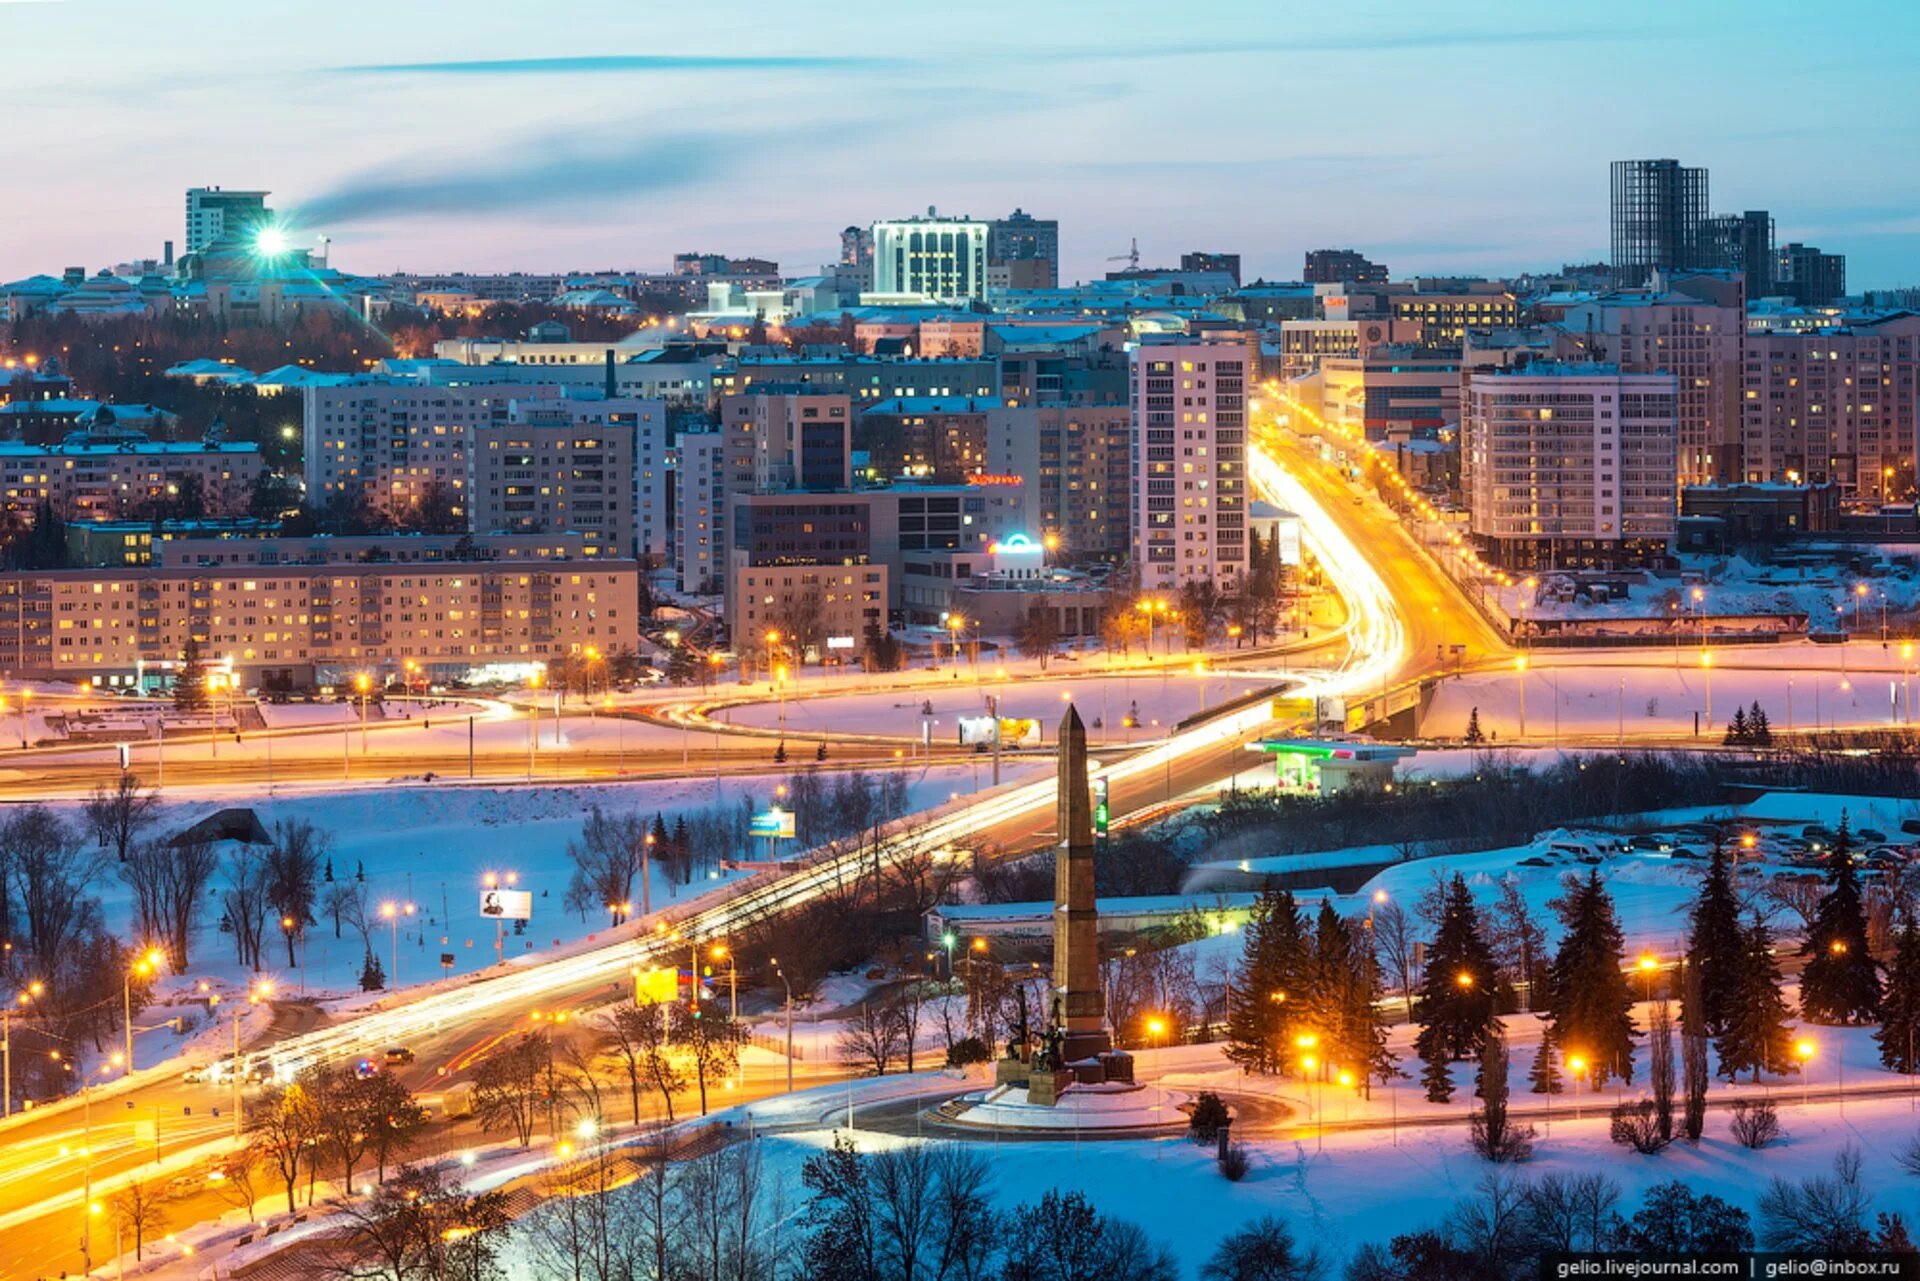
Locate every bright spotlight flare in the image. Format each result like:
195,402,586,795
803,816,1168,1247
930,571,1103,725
253,224,291,258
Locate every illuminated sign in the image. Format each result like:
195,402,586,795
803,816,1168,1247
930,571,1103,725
479,889,533,921
1093,777,1109,836
966,474,1023,487
634,966,679,1005
750,808,797,839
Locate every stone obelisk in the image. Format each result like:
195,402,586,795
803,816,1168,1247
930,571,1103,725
1051,704,1109,1063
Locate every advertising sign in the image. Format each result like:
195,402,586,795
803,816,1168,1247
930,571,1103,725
634,966,680,1005
749,808,797,840
479,889,533,920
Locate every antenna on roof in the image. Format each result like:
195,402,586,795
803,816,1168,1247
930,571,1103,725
1106,238,1140,271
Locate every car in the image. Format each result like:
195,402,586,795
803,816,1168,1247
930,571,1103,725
243,1055,273,1083
354,1058,380,1079
384,1047,416,1067
1861,828,1889,844
181,1066,207,1084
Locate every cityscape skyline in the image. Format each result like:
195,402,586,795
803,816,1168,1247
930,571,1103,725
7,0,1920,285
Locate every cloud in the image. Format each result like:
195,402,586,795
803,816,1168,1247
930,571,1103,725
289,121,848,229
1072,26,1646,61
336,53,903,75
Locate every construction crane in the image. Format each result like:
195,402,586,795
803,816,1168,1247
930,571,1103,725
1107,238,1140,271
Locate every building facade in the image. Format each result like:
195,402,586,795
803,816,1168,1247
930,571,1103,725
1739,313,1920,502
871,214,992,303
185,187,270,255
1130,338,1249,594
1464,363,1679,568
0,435,263,525
0,535,635,684
1610,159,1710,286
1304,249,1389,284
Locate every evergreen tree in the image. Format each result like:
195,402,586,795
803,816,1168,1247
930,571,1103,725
1421,1053,1456,1104
1681,960,1710,1143
1875,919,1920,1073
1223,890,1310,1075
1685,838,1746,1036
1716,917,1796,1082
174,638,210,712
1541,868,1638,1087
1412,875,1499,1100
1799,814,1883,1024
1307,900,1356,1070
1527,1039,1563,1094
1469,1023,1533,1162
1750,702,1773,747
1724,707,1749,746
359,952,386,992
1464,707,1484,744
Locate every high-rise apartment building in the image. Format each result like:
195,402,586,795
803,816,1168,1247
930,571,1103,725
1610,159,1710,286
1130,338,1248,594
1740,313,1920,501
674,432,726,594
1700,210,1775,292
988,209,1059,289
1464,363,1679,568
185,187,271,255
871,212,991,302
1773,244,1847,306
986,404,1132,562
1304,249,1389,285
1561,277,1746,486
468,399,655,560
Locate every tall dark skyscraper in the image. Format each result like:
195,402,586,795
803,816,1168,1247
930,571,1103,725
1610,159,1709,286
1700,209,1775,293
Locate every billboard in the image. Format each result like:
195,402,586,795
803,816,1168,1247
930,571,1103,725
634,966,679,1005
957,716,1041,747
826,635,856,651
749,808,797,840
479,889,533,920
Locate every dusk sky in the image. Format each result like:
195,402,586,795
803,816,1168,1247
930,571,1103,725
6,0,1919,287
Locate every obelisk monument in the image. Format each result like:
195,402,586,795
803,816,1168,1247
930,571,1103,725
1051,704,1109,1063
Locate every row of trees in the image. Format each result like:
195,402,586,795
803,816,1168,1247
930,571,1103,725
244,1062,431,1215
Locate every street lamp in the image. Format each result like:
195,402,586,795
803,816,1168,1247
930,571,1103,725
1514,655,1527,739
3,979,41,1118
380,901,416,986
770,957,795,1093
1795,1036,1816,1108
1567,1053,1587,1119
124,948,162,1071
355,672,372,755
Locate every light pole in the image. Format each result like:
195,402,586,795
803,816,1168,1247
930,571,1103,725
1795,1036,1815,1108
355,672,371,755
222,979,273,1139
1515,655,1527,739
381,901,415,986
1700,649,1713,731
1567,1053,1586,1121
483,871,517,964
771,958,794,1094
124,948,161,1072
3,980,41,1118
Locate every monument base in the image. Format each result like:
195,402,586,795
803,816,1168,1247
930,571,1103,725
937,1080,1192,1133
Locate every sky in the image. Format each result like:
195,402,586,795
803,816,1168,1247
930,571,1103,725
3,0,1919,288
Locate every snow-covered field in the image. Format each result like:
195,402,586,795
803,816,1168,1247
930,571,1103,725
77,761,1044,1001
1428,658,1914,741
1487,550,1920,626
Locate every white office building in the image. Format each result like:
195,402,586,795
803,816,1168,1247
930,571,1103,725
871,213,991,303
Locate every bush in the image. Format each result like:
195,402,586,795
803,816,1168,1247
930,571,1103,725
1729,1098,1782,1150
946,1036,990,1067
1609,1099,1671,1154
1199,1214,1321,1278
1189,1091,1230,1144
1617,1180,1754,1254
1217,1143,1251,1183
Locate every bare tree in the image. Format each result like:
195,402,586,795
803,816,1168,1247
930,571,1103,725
473,1031,549,1149
120,835,218,969
673,1000,743,1116
565,806,643,927
84,773,161,864
1649,998,1677,1144
1371,899,1418,1020
608,1001,684,1123
840,999,906,1077
318,1163,511,1281
250,1077,324,1214
264,819,327,968
223,844,273,971
1758,1144,1872,1252
109,1178,171,1261
211,1145,265,1222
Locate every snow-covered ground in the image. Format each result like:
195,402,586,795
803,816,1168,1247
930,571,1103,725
713,671,1288,745
1428,657,1916,741
1486,550,1920,627
80,761,1044,1001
